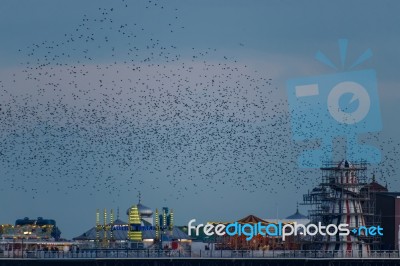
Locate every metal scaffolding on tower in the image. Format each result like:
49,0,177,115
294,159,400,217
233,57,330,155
302,160,381,252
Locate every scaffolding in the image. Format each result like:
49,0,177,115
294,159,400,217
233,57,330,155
302,160,381,251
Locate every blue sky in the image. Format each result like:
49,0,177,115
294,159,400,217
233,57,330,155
0,0,399,239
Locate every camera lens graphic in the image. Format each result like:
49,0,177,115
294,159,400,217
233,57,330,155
327,81,371,125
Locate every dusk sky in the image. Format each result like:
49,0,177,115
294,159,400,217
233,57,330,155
0,0,399,239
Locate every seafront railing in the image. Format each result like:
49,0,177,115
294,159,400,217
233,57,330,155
1,249,400,259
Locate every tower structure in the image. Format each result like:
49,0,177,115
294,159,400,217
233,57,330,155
127,205,142,242
155,209,159,240
95,209,100,245
103,208,107,246
110,209,114,240
169,209,174,231
95,208,114,248
302,160,379,254
126,193,154,225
